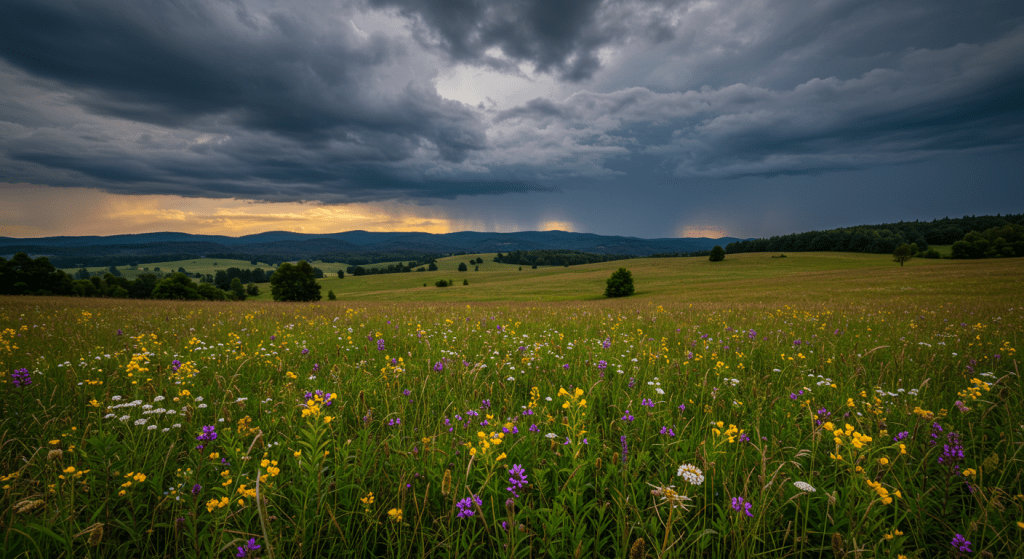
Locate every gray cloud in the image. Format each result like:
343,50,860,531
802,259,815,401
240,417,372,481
493,24,1024,179
0,0,1021,236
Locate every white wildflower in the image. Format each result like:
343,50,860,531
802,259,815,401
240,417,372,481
793,481,816,492
677,463,705,486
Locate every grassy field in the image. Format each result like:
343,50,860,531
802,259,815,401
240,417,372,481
3,253,1022,558
280,252,1024,306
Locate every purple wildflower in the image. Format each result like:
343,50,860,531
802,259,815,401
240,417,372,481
433,361,444,372
628,377,635,389
893,431,909,443
506,464,529,498
641,398,655,408
195,425,217,452
11,368,31,388
732,497,754,517
456,494,483,518
597,360,607,370
939,432,965,471
376,338,385,351
930,422,944,446
236,537,262,558
191,483,202,497
738,432,751,443
951,534,972,554
621,410,635,422
602,337,611,349
747,329,756,340
678,403,686,412
620,435,628,465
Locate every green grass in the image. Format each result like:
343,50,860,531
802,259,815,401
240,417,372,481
280,252,1024,305
4,252,1023,558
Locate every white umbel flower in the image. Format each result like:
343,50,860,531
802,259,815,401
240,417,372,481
793,481,816,492
677,463,705,485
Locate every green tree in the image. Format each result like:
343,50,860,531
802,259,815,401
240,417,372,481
428,262,438,271
246,283,260,296
128,273,158,299
605,268,635,298
337,270,345,279
435,279,449,288
892,243,917,266
327,290,337,300
709,246,726,262
151,273,202,300
270,261,322,302
458,262,468,272
230,277,246,300
196,283,227,301
463,279,469,285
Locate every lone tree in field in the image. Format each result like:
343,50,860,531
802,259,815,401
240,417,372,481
270,261,321,301
709,245,726,262
893,243,918,266
458,262,468,272
605,268,635,298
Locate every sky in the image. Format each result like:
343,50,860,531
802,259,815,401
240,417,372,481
1,0,1022,240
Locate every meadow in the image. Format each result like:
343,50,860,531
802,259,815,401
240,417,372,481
3,253,1023,558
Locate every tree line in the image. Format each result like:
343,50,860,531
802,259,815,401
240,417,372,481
725,214,1024,256
344,259,436,276
951,223,1024,258
0,254,262,300
493,250,632,267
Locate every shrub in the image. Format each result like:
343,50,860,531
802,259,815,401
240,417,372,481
604,268,635,298
709,245,726,262
327,290,336,300
435,279,449,288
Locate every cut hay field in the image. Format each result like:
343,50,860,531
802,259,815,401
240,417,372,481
2,253,1022,558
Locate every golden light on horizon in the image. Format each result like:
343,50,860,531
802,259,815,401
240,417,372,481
677,225,728,238
539,220,575,232
0,183,463,237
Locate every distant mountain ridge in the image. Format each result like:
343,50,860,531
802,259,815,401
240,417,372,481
0,230,745,267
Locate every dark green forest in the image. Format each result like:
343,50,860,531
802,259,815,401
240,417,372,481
725,214,1024,256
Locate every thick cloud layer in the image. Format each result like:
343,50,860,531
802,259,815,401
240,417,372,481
0,0,1021,233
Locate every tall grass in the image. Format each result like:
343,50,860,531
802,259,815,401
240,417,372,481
1,256,1022,558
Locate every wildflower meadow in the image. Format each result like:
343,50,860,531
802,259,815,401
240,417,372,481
1,256,1022,558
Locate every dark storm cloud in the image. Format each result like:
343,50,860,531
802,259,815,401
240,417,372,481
0,0,1021,230
0,0,550,202
367,0,615,81
495,24,1024,179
